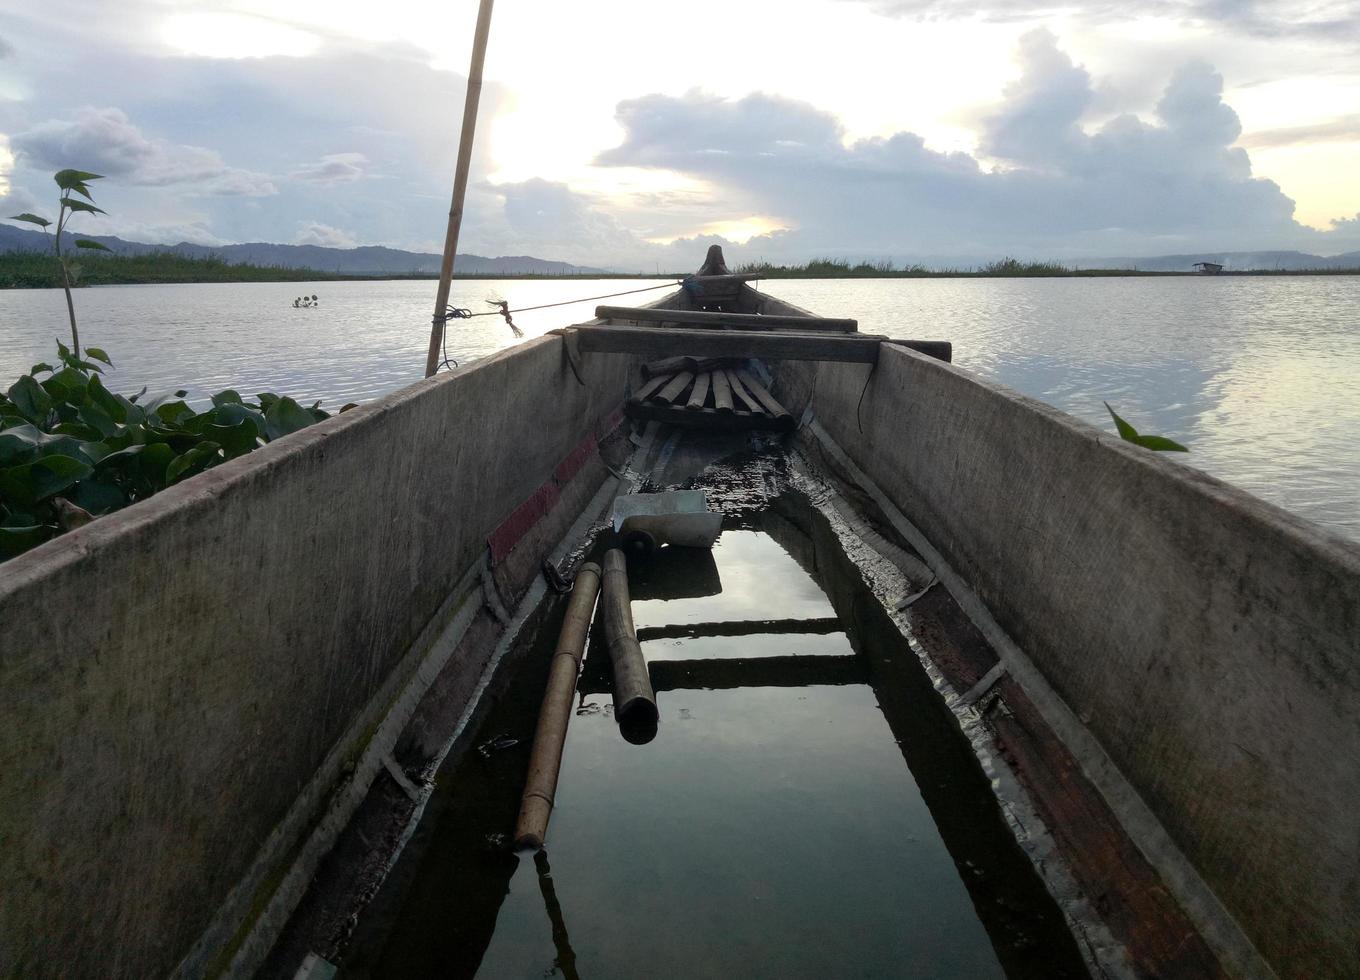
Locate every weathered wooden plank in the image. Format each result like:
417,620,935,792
736,368,791,420
724,368,762,415
632,372,671,403
624,399,795,432
596,305,858,333
655,370,694,404
686,372,712,411
569,325,884,363
686,273,762,286
887,340,952,363
711,367,733,414
641,355,739,379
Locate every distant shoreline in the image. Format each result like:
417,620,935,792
1,250,1356,288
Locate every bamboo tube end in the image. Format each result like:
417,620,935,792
514,795,553,850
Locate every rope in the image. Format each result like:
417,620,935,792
431,278,685,372
435,280,682,324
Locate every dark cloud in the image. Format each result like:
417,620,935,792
13,107,276,195
594,30,1356,259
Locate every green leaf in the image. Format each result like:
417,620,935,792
155,401,196,426
339,403,358,413
78,402,118,438
255,392,280,410
0,424,89,465
208,402,265,435
0,524,52,560
1104,402,1140,443
62,198,106,214
74,238,111,251
29,362,55,376
84,347,113,365
65,478,128,515
211,389,243,408
53,169,104,199
0,454,95,505
207,419,263,458
114,394,145,425
43,366,90,403
86,374,124,422
7,376,53,424
1134,434,1189,453
9,212,52,228
166,443,221,484
264,396,317,440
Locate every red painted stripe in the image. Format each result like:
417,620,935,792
487,481,561,564
553,433,597,485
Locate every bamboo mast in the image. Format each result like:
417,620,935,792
424,0,496,378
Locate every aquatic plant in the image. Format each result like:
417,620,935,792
1104,402,1189,452
8,169,113,357
0,343,345,561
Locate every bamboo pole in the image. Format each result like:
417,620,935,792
601,549,659,740
424,0,496,378
514,562,602,850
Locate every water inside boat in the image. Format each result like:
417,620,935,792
335,447,1088,979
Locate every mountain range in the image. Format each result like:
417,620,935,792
2,223,1358,274
0,224,606,276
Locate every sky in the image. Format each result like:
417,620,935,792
2,0,1358,267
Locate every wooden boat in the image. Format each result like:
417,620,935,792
1,247,1356,980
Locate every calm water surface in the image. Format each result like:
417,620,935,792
345,511,1085,978
2,276,1357,539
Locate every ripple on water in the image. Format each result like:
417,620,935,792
2,276,1357,539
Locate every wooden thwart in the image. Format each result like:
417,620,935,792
596,305,858,333
571,325,885,363
627,400,794,432
642,355,739,379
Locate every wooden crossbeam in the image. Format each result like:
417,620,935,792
625,400,793,432
597,305,858,333
569,325,885,363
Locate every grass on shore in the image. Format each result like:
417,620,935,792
737,256,1360,278
3,249,1358,288
0,250,365,288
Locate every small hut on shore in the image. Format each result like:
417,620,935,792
1192,261,1224,275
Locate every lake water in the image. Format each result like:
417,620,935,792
2,276,1357,541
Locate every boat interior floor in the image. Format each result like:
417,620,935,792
262,422,1229,980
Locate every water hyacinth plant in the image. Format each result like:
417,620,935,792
0,343,344,562
8,169,115,357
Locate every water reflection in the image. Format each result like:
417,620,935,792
345,511,1084,979
765,276,1360,539
3,275,1355,538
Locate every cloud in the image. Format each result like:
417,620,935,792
12,107,277,196
294,221,357,248
852,0,1360,44
594,30,1350,259
466,178,648,265
1240,114,1360,149
290,152,368,184
103,219,228,247
0,35,13,59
